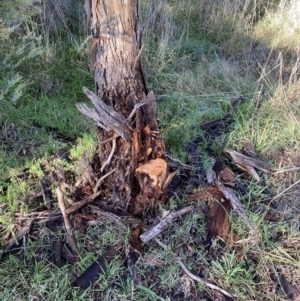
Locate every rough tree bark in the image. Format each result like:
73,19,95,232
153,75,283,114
77,0,167,215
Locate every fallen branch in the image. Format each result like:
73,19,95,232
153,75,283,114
56,187,79,255
165,154,193,170
140,206,194,243
214,180,256,232
155,238,235,299
65,191,101,215
224,148,273,172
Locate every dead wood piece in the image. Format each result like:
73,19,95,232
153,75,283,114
77,87,132,142
39,179,53,209
213,158,235,185
165,154,193,170
244,165,261,182
127,102,146,121
72,245,121,289
94,168,116,193
100,138,116,172
86,211,127,230
214,180,256,232
0,218,33,259
135,158,168,190
187,186,225,201
66,191,101,215
224,148,273,172
140,206,194,243
155,238,235,299
56,187,79,255
206,198,231,249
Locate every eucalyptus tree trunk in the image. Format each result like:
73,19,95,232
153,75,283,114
77,0,167,215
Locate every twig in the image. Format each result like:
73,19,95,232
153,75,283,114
87,211,127,230
126,102,146,121
101,139,116,173
140,206,194,243
77,35,93,53
65,191,101,215
214,180,256,231
273,167,300,175
99,135,119,144
56,187,79,255
154,238,235,299
165,154,193,170
93,167,116,193
258,178,300,226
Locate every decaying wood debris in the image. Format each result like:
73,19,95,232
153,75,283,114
140,206,196,243
72,245,121,289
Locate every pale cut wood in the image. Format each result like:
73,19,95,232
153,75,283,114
135,158,168,189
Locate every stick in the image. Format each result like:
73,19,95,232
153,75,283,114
165,154,193,170
56,187,79,255
214,180,256,231
101,139,116,173
155,239,235,299
257,178,300,226
65,191,101,215
140,206,194,243
93,168,116,193
273,167,300,175
126,102,146,121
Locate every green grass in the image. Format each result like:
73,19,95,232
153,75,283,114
1,0,300,300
